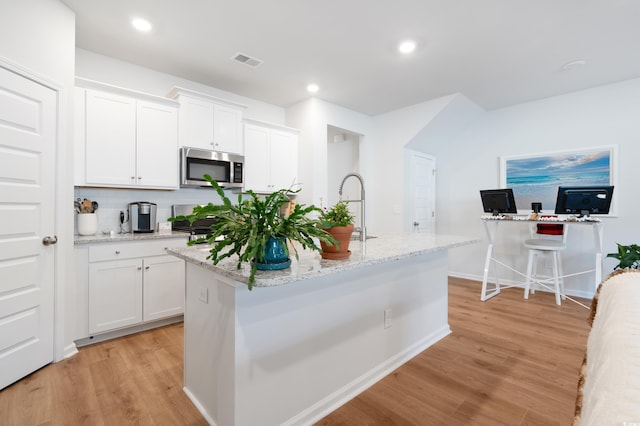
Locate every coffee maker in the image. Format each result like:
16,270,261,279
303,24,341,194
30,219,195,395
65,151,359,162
128,202,157,233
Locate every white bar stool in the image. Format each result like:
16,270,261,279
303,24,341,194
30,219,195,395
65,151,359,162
523,223,566,305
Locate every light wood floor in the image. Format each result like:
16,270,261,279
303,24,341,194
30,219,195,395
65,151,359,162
0,277,590,425
318,277,590,425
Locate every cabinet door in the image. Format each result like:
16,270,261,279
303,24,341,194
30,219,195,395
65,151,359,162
269,130,298,190
178,95,214,149
136,101,179,188
243,124,271,193
142,255,185,322
88,259,143,334
74,87,86,186
213,103,243,154
85,90,136,186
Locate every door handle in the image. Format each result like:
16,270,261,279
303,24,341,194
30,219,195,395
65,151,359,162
42,235,58,246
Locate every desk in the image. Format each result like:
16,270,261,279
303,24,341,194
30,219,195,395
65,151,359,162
480,215,603,303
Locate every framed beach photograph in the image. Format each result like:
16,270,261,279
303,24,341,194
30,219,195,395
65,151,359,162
500,145,618,214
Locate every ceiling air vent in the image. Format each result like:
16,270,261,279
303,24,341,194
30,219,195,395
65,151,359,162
231,52,263,68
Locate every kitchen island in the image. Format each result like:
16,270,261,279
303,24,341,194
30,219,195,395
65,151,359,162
168,232,477,426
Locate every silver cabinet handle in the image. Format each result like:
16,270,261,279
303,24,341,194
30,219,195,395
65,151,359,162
42,235,58,246
137,266,142,271
115,250,121,255
145,266,150,270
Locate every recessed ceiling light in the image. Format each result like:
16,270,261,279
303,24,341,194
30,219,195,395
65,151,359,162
561,60,586,71
307,84,319,93
398,40,416,54
132,18,152,32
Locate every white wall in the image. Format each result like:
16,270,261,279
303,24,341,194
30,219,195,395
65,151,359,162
76,49,285,123
370,95,455,233
433,78,640,297
326,126,360,208
0,0,76,359
286,98,373,225
285,98,318,207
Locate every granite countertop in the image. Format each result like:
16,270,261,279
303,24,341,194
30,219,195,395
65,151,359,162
74,230,190,245
167,232,479,288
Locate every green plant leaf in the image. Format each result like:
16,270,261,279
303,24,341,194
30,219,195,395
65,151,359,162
168,175,337,290
320,200,355,227
606,242,640,269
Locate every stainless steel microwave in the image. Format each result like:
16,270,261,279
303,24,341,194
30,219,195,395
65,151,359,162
180,147,244,189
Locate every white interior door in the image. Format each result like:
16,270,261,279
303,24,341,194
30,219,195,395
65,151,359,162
409,152,436,232
0,65,56,389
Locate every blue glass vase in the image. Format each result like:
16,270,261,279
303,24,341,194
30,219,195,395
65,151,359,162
256,236,291,270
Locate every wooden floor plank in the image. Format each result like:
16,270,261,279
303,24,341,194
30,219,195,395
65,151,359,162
0,278,589,425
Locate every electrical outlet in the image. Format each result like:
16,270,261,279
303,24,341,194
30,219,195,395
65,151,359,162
198,287,208,304
384,308,392,329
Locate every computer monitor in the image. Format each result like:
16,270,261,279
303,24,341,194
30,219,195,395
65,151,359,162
554,185,614,217
480,188,518,216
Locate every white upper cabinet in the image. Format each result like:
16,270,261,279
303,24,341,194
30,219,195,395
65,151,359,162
176,95,214,150
269,129,298,190
243,124,271,193
76,78,179,189
244,119,298,193
168,87,246,154
84,89,137,186
136,101,179,188
213,103,244,153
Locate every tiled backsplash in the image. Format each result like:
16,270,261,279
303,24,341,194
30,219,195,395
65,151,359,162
73,187,228,235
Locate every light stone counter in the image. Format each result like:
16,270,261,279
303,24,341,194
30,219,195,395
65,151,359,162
74,230,189,245
168,232,478,288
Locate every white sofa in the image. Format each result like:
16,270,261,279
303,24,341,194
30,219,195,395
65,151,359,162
573,269,640,426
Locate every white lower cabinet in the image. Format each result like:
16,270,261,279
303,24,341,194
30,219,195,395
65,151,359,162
83,239,186,336
142,255,185,322
89,258,143,334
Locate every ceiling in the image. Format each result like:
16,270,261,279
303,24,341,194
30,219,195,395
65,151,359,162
62,0,640,116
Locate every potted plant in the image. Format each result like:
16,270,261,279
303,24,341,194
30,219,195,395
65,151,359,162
170,174,337,290
607,243,640,270
319,200,356,260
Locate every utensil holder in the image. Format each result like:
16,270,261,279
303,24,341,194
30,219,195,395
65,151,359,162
77,213,98,236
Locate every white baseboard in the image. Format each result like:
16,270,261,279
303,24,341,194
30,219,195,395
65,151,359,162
183,387,216,426
282,325,452,426
74,315,183,347
449,271,484,282
448,271,595,299
62,343,79,360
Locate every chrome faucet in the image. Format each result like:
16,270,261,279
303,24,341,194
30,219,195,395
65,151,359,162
338,172,366,241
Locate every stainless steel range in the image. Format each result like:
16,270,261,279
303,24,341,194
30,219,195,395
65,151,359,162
171,204,218,242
